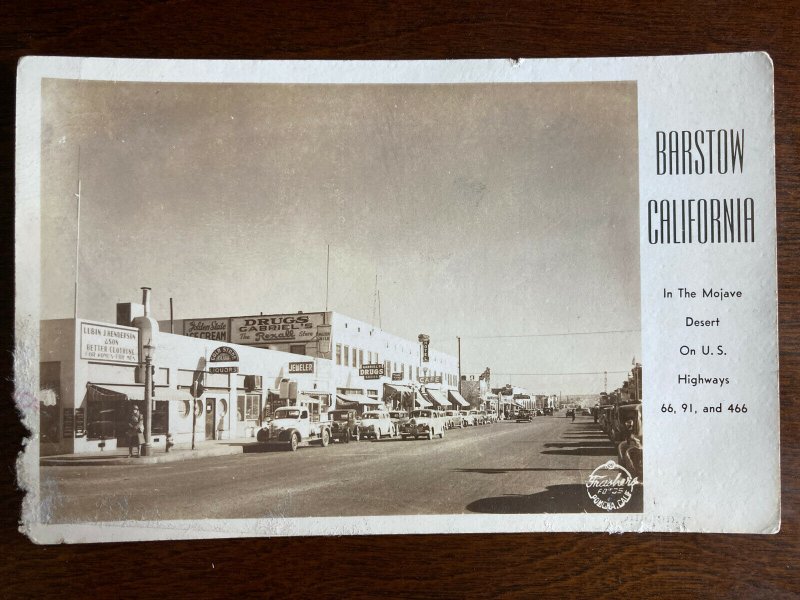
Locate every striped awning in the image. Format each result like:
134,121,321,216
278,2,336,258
448,390,470,407
336,393,382,406
425,388,451,408
87,383,191,402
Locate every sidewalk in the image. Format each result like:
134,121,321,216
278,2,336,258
40,437,259,466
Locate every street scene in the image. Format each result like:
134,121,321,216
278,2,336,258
33,77,641,528
42,410,642,522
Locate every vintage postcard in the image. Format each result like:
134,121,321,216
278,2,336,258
15,54,778,542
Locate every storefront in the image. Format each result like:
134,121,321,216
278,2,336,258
39,317,334,456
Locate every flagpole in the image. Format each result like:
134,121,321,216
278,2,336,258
74,178,81,321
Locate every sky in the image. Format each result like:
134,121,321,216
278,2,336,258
40,79,641,395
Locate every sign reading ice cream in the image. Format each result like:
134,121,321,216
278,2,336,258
184,319,229,341
80,322,139,364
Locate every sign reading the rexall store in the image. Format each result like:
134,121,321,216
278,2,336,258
80,321,139,364
230,313,325,345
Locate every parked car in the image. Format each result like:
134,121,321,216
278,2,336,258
445,410,464,428
389,410,410,434
515,409,533,422
358,410,395,440
543,407,553,416
468,409,484,425
438,410,454,429
400,409,445,440
460,410,476,426
328,409,360,443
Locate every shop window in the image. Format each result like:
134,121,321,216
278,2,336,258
344,345,350,367
237,394,260,421
336,344,342,365
39,361,61,443
352,347,357,367
87,394,120,441
368,351,373,364
152,401,169,435
359,349,364,367
290,344,305,356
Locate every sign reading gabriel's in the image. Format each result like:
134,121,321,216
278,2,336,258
230,313,326,345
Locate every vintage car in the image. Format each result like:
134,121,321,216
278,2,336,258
515,409,533,422
610,402,642,443
478,410,490,424
468,409,485,425
358,410,395,440
328,409,361,443
400,409,445,440
389,410,411,433
444,410,464,428
543,407,554,416
438,410,455,429
460,410,476,426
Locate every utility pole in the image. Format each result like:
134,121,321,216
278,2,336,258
457,336,461,394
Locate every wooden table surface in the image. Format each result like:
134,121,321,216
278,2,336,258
1,2,797,597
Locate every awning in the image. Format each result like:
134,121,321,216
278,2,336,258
414,392,431,408
425,388,451,408
448,390,470,407
297,393,321,405
385,384,413,394
336,393,382,406
87,383,191,402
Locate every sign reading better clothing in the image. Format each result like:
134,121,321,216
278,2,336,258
230,313,325,345
80,322,139,364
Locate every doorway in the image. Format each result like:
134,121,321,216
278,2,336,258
205,398,216,440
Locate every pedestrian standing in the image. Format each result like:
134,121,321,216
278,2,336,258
128,405,144,457
571,409,576,423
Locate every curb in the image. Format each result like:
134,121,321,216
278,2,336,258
41,445,246,466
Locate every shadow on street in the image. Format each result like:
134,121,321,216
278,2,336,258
465,483,644,514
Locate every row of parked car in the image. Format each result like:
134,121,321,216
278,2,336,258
597,402,643,480
328,407,497,443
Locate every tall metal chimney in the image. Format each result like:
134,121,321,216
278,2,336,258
141,287,151,317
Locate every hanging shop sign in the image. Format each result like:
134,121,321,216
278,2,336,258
209,346,240,362
80,321,139,364
418,375,442,384
359,364,385,380
289,361,315,374
230,312,326,345
418,333,430,363
184,319,229,341
391,372,403,381
317,323,332,354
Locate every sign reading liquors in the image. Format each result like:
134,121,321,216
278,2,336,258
80,322,139,364
209,366,239,374
360,364,385,380
231,312,326,345
184,319,229,341
289,361,314,374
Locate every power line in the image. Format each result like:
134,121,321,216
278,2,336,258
490,370,630,376
461,329,639,340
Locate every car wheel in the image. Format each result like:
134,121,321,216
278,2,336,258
427,429,433,440
289,432,299,452
343,429,351,443
439,428,445,439
414,434,419,440
354,429,360,442
320,428,330,447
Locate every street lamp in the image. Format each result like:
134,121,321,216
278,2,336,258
141,340,156,456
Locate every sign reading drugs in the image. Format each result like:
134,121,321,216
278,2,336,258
359,364,385,380
184,319,228,341
231,313,326,345
80,321,139,364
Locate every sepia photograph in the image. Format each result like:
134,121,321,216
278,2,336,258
33,76,642,529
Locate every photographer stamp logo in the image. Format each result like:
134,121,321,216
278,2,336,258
586,460,639,511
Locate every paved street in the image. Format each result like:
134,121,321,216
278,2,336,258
40,415,642,523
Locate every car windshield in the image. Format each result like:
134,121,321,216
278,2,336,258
329,411,350,420
274,409,300,419
390,412,405,419
412,410,432,418
363,413,380,419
